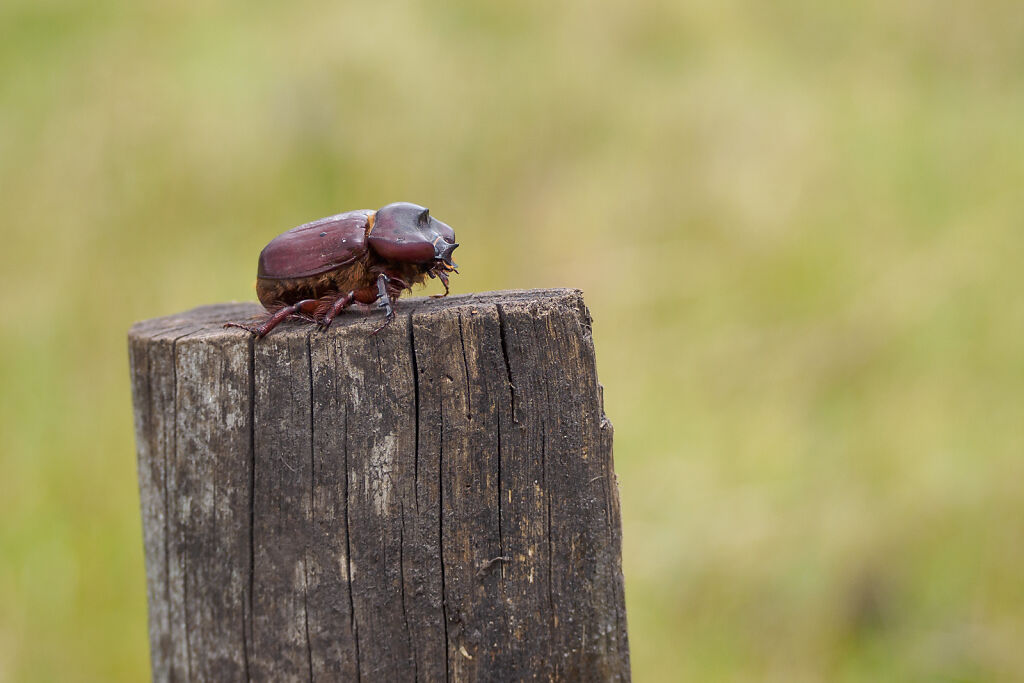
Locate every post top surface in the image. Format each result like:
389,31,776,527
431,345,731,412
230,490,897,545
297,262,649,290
128,288,587,342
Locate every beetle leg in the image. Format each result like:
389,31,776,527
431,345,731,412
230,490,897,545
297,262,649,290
318,290,356,329
430,270,450,298
372,312,395,334
372,273,397,334
383,274,410,291
224,299,319,339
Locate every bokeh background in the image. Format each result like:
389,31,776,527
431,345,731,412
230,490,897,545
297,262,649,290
3,1,1023,680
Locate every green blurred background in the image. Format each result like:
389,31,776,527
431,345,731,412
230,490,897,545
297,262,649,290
2,1,1023,680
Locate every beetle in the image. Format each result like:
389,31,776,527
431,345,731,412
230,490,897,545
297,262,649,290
224,202,458,338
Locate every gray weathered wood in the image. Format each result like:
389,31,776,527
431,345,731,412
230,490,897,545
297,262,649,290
129,289,630,682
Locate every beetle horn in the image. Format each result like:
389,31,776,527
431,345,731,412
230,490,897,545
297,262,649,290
419,207,430,225
434,239,459,267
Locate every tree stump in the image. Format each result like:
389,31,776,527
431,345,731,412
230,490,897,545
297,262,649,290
128,288,630,682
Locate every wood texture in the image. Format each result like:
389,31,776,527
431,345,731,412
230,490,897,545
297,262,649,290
129,289,630,682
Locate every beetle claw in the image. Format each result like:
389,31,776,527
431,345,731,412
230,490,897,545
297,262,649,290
371,292,396,334
224,322,260,336
372,309,395,335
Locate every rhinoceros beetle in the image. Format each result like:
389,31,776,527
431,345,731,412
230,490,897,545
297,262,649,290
225,202,458,338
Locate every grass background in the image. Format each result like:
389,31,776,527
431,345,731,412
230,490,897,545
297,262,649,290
2,1,1023,680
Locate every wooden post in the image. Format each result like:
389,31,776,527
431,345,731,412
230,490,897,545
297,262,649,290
129,288,630,682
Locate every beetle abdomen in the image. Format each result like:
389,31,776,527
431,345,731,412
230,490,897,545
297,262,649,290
256,256,374,308
257,210,371,280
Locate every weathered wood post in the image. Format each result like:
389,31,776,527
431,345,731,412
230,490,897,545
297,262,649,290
129,288,629,681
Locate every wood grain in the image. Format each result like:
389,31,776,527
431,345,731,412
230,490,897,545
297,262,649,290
129,289,630,681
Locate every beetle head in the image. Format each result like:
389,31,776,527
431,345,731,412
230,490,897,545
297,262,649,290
369,202,459,267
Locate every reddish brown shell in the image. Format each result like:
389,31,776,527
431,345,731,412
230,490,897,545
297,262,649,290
257,210,371,280
368,202,455,264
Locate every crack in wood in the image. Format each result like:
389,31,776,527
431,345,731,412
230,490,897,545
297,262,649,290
495,303,517,424
398,500,417,681
305,334,315,682
457,311,472,419
342,403,361,683
171,333,194,683
438,392,450,683
408,314,421,514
